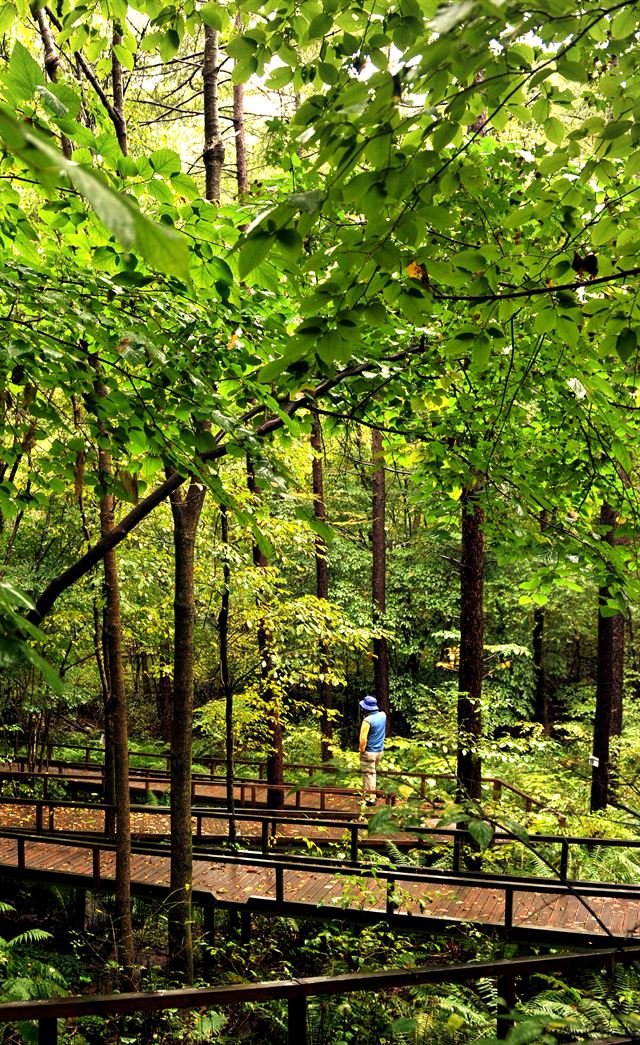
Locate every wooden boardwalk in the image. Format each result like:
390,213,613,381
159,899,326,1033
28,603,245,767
1,833,640,944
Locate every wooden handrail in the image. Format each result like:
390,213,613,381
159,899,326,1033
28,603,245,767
5,743,545,810
0,947,638,1043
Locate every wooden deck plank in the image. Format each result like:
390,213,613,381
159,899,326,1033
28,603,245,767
4,829,640,943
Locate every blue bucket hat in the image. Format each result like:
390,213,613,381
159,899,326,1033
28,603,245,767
359,695,378,712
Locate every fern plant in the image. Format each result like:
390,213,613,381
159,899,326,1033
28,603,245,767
0,902,67,1045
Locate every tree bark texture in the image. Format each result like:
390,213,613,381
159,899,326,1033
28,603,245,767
168,479,205,983
219,505,236,840
93,367,134,983
532,510,549,732
35,7,72,158
590,502,625,812
232,13,249,196
311,410,333,761
98,462,135,983
203,26,224,202
111,26,128,154
371,428,390,725
457,484,484,803
247,458,284,808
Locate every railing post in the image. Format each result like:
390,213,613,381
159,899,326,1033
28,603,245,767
275,864,284,904
452,832,462,872
17,837,25,870
559,839,569,880
38,1016,58,1044
504,886,514,941
492,778,502,803
288,996,308,1045
48,805,54,832
386,876,396,917
261,820,269,855
92,847,101,886
496,971,515,1037
36,803,43,834
349,824,359,866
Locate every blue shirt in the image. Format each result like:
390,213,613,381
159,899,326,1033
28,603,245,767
364,711,386,752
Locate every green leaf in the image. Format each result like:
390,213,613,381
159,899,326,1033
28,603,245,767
150,148,182,176
472,335,490,368
367,807,396,835
0,111,190,281
200,2,222,30
238,233,274,277
616,327,637,362
5,41,44,102
543,117,564,145
467,819,494,850
308,12,332,38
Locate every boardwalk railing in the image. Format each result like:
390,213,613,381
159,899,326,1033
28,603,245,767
5,740,545,810
1,947,639,1044
2,827,640,943
0,792,631,877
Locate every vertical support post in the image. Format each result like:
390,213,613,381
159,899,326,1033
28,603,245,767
92,847,101,886
350,824,359,866
17,837,25,870
492,778,502,803
36,803,43,834
559,839,569,880
287,996,308,1045
261,819,269,855
275,864,284,904
38,1017,58,1045
320,790,326,812
496,972,516,1037
203,895,216,975
386,876,396,917
452,832,463,872
241,909,251,947
48,805,54,832
504,886,514,941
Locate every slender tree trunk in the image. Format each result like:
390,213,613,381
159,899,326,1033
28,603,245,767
93,367,134,984
219,505,236,840
311,410,333,762
591,502,625,812
371,428,390,726
232,13,249,197
111,26,127,155
34,7,72,158
247,458,284,808
532,513,549,733
457,483,484,803
203,26,224,201
168,480,205,983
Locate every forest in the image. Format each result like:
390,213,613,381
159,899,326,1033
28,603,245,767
2,0,640,1041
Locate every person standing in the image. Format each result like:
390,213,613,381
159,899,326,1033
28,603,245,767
358,695,386,805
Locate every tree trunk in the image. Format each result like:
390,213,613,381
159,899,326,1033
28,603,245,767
311,410,333,762
219,505,236,840
532,510,549,732
168,479,205,983
232,13,249,197
94,369,134,985
591,502,625,812
247,458,284,808
371,428,390,726
457,483,484,803
203,26,224,201
111,26,128,154
34,7,72,159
